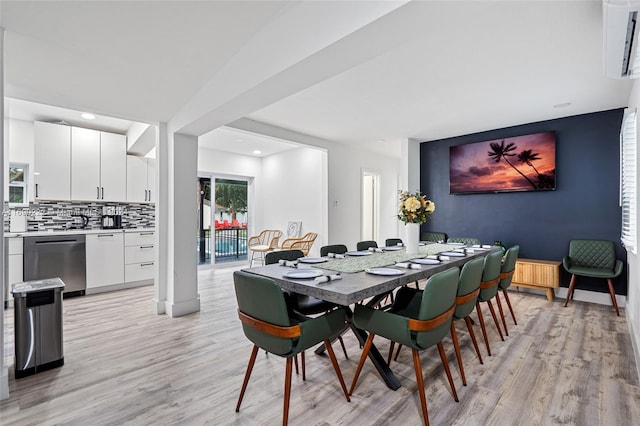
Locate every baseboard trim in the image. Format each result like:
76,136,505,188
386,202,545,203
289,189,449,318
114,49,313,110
555,287,626,308
165,296,201,317
627,310,640,386
152,298,166,315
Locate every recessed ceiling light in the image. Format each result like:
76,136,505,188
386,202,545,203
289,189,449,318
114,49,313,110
235,138,243,142
253,150,261,155
553,102,572,109
376,140,385,143
81,113,96,120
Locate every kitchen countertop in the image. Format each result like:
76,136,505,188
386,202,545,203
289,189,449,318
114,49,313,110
3,228,155,238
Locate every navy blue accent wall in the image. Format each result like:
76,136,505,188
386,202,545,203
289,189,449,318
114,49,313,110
420,109,626,295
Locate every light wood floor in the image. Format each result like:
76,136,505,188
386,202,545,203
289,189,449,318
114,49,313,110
2,266,639,425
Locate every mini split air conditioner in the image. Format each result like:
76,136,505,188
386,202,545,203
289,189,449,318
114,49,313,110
604,0,640,78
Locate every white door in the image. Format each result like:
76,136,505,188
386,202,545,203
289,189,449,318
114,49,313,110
34,121,71,200
100,132,127,201
361,171,380,242
71,127,101,200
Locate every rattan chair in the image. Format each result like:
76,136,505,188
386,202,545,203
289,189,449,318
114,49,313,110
248,229,282,266
280,232,318,256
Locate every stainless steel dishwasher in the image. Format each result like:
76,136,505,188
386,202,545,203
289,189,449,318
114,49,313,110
24,234,86,296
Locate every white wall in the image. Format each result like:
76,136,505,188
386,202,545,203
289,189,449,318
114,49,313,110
627,81,640,383
262,147,327,256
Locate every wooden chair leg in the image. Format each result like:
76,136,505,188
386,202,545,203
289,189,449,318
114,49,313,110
349,333,375,395
324,340,351,402
495,292,509,336
301,351,306,381
394,343,403,361
338,336,349,359
283,357,293,426
475,302,491,356
502,289,517,325
236,344,259,412
411,348,430,426
564,274,577,307
294,354,299,375
437,342,459,402
450,322,466,386
486,300,504,341
607,279,620,316
387,341,396,366
464,316,483,364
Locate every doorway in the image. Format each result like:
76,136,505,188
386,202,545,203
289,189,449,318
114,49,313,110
361,170,380,242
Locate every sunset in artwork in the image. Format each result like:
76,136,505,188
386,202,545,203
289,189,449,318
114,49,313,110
449,131,556,194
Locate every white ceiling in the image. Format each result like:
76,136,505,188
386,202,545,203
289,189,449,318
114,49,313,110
0,1,633,159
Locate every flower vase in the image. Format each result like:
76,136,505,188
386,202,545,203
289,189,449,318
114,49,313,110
405,222,420,255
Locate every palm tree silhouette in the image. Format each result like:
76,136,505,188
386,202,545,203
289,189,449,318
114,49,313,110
517,149,542,175
488,140,537,188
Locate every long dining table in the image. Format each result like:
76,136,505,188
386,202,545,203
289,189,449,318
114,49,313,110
243,243,499,390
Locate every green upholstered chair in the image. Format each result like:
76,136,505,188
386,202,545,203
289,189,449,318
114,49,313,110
495,245,520,335
385,238,403,247
264,249,304,265
448,237,481,246
450,256,485,386
233,271,350,425
563,239,623,316
422,231,447,243
349,267,460,426
356,240,378,251
320,244,348,257
475,250,504,356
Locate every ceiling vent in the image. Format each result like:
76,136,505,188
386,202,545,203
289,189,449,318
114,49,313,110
604,0,640,78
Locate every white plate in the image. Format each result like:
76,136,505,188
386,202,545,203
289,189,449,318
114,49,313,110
382,246,404,251
346,251,373,256
365,268,405,276
411,258,441,265
447,242,466,246
439,251,467,257
283,269,323,279
297,257,328,264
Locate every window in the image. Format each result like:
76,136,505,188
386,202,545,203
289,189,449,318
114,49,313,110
9,163,28,206
620,109,637,253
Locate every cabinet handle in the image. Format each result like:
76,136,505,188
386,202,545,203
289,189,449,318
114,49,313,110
97,186,100,199
148,190,151,201
101,187,104,200
140,245,154,249
140,262,154,267
35,183,39,198
98,234,115,237
140,232,154,236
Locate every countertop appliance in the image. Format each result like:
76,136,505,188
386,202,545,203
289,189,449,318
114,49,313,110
101,214,122,229
70,214,89,229
23,234,86,296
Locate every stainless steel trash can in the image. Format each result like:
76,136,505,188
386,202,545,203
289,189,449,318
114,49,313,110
11,278,65,379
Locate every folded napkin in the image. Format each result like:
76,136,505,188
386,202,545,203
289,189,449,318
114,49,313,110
427,255,450,261
472,244,493,249
395,262,421,270
278,259,298,268
368,247,384,252
327,252,345,259
315,274,342,284
396,242,405,247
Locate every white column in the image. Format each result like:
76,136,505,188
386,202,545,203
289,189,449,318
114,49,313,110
399,137,420,192
164,132,199,317
152,123,168,314
1,26,9,401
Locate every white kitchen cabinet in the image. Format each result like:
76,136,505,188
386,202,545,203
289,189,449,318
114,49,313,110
34,121,71,200
72,128,127,201
86,233,124,289
124,230,155,283
4,237,23,307
126,156,155,203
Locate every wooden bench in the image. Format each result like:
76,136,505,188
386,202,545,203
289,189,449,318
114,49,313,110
512,258,560,302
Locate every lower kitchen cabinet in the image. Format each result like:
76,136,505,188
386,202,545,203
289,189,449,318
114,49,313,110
125,230,155,283
86,233,124,289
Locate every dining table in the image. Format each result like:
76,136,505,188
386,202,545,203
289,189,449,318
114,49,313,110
243,242,500,390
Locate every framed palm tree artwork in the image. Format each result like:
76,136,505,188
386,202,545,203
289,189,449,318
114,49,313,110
449,131,556,194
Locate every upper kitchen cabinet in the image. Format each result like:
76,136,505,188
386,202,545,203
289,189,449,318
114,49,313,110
126,156,155,203
71,128,127,201
34,121,71,200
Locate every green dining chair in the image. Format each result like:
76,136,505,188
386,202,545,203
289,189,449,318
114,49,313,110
448,237,481,246
356,240,378,251
476,250,504,356
349,267,460,426
233,271,350,425
422,231,446,243
495,245,519,335
450,256,485,386
563,239,623,316
385,238,403,247
320,244,348,257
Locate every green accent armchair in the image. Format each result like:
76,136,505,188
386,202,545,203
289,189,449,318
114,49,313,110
448,237,481,246
563,239,623,316
422,231,447,242
233,271,350,425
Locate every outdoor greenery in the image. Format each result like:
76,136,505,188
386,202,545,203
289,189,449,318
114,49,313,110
215,179,247,220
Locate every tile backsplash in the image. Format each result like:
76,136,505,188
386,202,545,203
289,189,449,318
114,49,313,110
3,201,155,232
